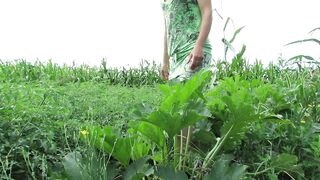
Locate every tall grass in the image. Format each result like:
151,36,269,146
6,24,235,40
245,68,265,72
0,59,163,86
1,57,319,179
2,57,318,87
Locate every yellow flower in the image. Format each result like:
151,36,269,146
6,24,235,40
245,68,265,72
80,130,89,136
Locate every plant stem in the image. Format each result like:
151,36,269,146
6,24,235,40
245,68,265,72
202,125,234,169
202,137,220,168
178,130,184,170
183,126,191,168
247,168,272,176
162,144,166,165
173,135,178,168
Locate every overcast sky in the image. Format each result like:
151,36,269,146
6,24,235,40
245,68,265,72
0,0,319,67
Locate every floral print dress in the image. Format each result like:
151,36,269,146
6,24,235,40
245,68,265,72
161,0,212,80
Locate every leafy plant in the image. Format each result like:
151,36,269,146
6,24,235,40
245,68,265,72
155,166,188,180
130,70,213,169
284,27,320,68
81,126,150,166
204,155,247,180
61,151,117,180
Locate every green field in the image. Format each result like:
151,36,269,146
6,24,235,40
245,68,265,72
0,58,319,180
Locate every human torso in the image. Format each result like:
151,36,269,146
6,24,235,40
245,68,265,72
161,0,212,62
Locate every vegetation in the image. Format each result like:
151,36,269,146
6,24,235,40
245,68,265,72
0,59,162,86
1,23,319,179
0,54,319,179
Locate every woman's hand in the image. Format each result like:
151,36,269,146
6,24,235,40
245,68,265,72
187,45,204,70
161,64,169,80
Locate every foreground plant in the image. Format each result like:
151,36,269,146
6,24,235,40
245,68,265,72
60,69,305,179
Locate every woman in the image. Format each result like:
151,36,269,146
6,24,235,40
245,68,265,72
160,0,213,156
161,0,213,81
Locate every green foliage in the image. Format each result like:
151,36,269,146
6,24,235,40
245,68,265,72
204,155,247,180
82,126,150,166
1,54,320,179
0,59,163,86
270,153,303,176
155,166,188,180
129,117,165,148
0,80,161,179
62,152,83,179
284,27,320,68
123,157,152,180
222,17,245,61
61,151,117,180
311,135,320,158
136,71,212,139
206,76,285,150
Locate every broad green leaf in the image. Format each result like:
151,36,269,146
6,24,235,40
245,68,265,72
62,151,117,180
145,110,181,138
193,129,216,145
134,70,212,138
129,121,165,148
86,126,134,166
160,70,212,111
152,150,164,163
105,137,133,166
155,166,188,180
220,95,258,149
131,103,154,119
178,70,212,103
62,152,83,180
131,139,151,161
204,155,247,180
144,104,210,138
253,84,274,102
192,130,217,153
270,153,304,176
206,77,280,150
124,157,150,180
159,83,176,96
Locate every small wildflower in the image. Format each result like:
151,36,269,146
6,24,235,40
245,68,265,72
80,130,89,136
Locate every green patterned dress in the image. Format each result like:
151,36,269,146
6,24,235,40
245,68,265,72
161,0,212,80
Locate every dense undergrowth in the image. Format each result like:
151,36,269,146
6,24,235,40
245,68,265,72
0,56,319,179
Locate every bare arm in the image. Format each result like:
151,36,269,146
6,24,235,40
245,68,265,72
162,24,170,80
189,0,212,70
163,28,169,68
196,0,212,48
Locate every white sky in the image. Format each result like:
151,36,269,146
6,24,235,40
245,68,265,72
0,0,319,68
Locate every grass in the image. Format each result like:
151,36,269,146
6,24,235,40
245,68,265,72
0,59,163,86
0,58,319,179
0,78,162,179
1,20,319,180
